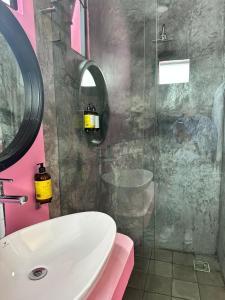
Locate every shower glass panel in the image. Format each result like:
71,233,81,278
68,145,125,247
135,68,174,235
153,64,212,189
154,0,223,256
97,0,156,253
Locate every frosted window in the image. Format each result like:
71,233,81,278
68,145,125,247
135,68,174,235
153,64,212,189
159,59,190,84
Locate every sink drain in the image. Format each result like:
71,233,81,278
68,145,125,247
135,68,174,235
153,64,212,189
28,267,48,280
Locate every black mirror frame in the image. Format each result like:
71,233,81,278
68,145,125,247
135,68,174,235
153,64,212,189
79,60,109,145
0,1,44,171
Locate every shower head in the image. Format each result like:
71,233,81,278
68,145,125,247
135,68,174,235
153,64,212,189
152,24,174,43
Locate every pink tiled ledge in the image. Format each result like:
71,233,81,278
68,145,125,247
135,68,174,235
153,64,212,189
87,233,134,300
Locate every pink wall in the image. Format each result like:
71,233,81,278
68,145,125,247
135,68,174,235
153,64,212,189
2,0,49,235
71,0,81,54
71,0,90,58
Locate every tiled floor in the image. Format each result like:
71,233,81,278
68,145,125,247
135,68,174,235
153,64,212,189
124,247,225,300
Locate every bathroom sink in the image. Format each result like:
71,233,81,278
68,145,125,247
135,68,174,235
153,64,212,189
0,212,116,300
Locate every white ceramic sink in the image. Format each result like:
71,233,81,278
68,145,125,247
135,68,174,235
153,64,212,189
0,212,116,300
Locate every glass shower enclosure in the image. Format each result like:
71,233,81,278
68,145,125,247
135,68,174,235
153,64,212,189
97,0,224,262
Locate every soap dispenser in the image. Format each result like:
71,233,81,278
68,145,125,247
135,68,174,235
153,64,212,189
84,104,95,132
92,105,100,131
34,163,53,204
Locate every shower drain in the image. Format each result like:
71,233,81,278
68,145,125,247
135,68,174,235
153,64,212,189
193,260,210,272
28,267,48,280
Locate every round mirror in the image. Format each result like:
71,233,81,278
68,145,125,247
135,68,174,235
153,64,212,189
0,32,25,151
0,2,44,171
79,60,109,145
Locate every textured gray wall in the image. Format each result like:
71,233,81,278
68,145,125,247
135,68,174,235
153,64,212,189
34,0,100,217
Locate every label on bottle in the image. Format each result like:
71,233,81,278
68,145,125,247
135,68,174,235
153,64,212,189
95,115,100,129
84,114,95,128
35,179,53,201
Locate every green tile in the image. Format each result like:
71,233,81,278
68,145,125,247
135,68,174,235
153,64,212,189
149,260,172,278
134,257,150,273
145,274,172,296
196,271,224,287
173,252,194,266
199,285,225,300
123,287,144,300
135,245,152,258
172,279,200,300
143,292,171,300
151,249,173,263
128,270,146,290
173,264,197,283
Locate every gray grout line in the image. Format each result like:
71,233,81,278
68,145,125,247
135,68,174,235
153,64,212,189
197,281,201,300
132,249,224,299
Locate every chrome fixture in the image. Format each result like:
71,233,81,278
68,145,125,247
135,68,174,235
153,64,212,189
0,178,28,205
160,24,167,41
40,6,56,14
40,0,58,15
39,0,58,14
152,24,174,43
28,267,48,281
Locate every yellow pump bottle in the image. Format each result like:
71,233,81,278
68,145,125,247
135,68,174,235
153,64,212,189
34,163,53,204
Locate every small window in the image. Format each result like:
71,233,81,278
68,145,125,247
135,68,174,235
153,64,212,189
1,0,18,10
159,59,190,85
71,0,87,57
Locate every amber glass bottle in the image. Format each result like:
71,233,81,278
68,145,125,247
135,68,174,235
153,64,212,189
34,163,53,204
84,104,95,132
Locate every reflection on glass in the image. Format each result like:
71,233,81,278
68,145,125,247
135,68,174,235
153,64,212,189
0,32,25,152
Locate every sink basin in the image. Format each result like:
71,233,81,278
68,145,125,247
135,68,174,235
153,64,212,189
0,212,116,300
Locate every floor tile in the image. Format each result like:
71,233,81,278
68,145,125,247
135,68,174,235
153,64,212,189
128,270,146,290
199,285,225,300
195,255,220,271
196,271,224,287
151,249,173,263
173,252,194,266
172,279,200,300
145,274,172,296
173,265,197,283
135,245,152,258
149,260,172,278
123,287,144,300
143,292,171,300
134,257,150,273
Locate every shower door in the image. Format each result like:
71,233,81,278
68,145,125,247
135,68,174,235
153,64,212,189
153,0,224,256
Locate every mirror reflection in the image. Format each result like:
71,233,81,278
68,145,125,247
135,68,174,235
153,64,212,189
0,32,25,152
80,69,98,103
